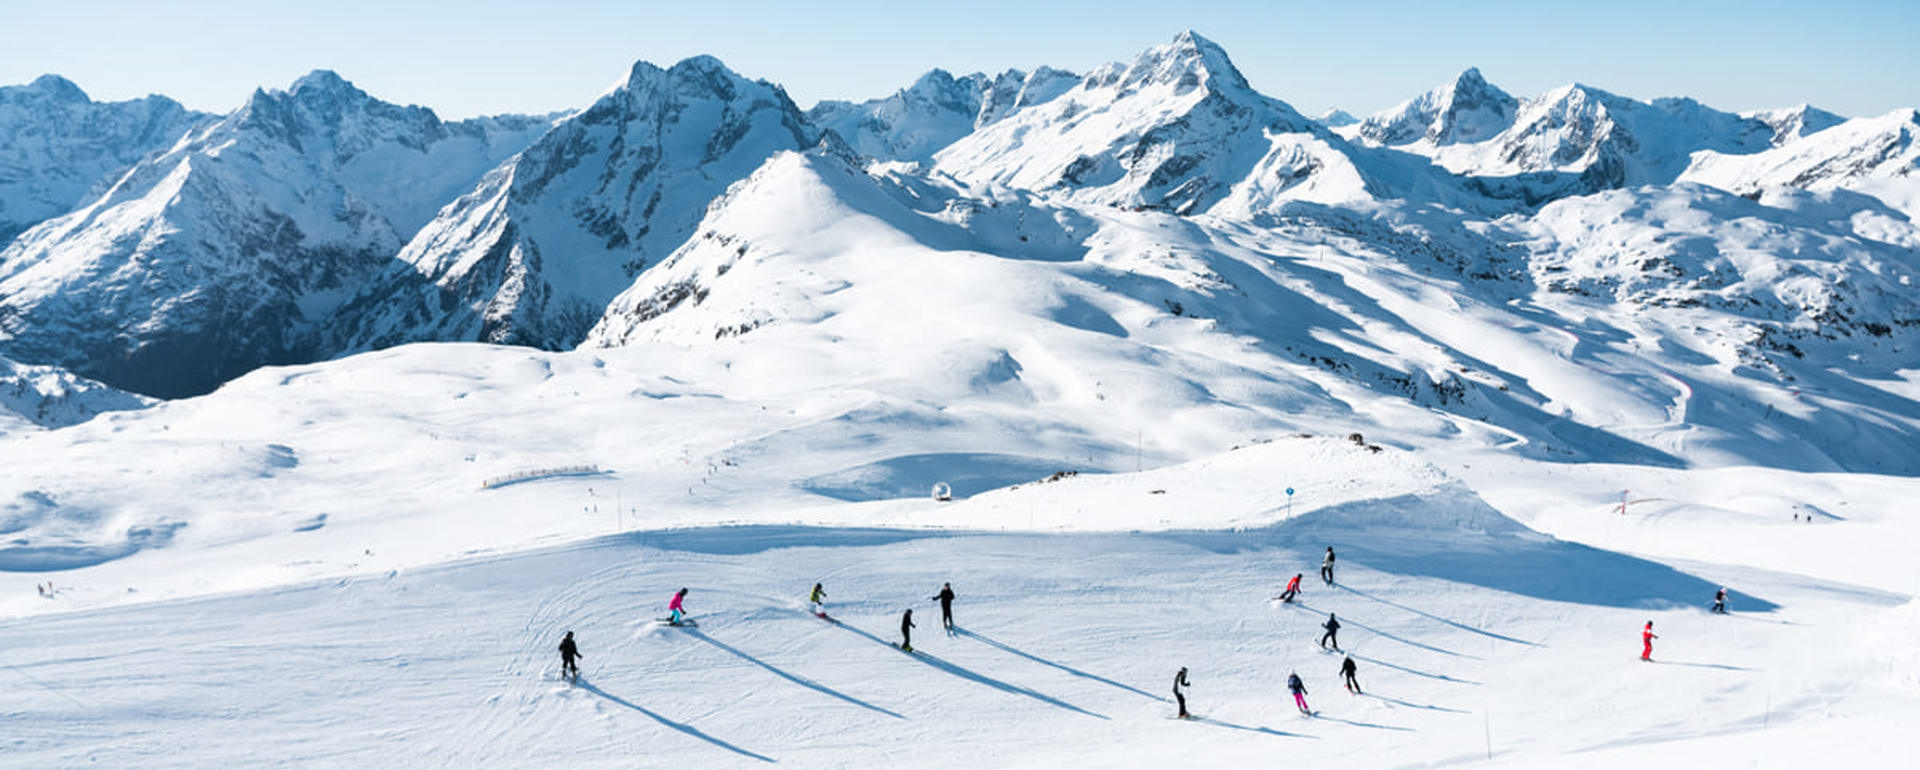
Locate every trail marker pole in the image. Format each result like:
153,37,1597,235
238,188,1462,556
1286,487,1295,519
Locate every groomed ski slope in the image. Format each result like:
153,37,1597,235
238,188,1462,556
3,442,1916,768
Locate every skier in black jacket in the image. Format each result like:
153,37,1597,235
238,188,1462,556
1320,613,1342,651
1173,667,1192,719
932,582,956,633
900,608,916,652
1340,655,1360,693
558,631,582,682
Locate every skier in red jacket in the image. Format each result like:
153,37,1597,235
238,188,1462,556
1279,573,1302,603
1640,621,1657,661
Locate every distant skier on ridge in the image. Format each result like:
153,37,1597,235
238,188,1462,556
1320,612,1342,651
1321,547,1336,585
558,631,582,682
1640,621,1658,661
932,582,956,633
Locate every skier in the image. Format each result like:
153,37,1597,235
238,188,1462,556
1320,612,1342,651
810,583,828,617
932,582,956,633
668,588,689,626
1173,667,1192,719
1640,621,1657,661
900,608,916,652
1340,655,1360,694
1712,588,1727,614
558,631,582,682
1278,573,1302,603
1320,547,1336,585
1287,671,1310,715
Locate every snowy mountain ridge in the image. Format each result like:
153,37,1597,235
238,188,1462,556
0,71,553,397
808,66,1079,163
0,75,210,245
325,55,817,354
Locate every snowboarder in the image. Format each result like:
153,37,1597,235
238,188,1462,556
1712,588,1727,614
558,631,582,682
668,588,689,626
1320,612,1342,651
1173,667,1192,719
1340,655,1360,694
1287,671,1310,715
900,608,916,652
810,583,828,617
1278,573,1302,603
1321,547,1336,585
932,582,956,633
1641,621,1657,661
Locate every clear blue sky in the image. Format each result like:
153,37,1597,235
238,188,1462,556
2,0,1914,120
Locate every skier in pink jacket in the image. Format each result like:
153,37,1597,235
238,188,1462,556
668,588,689,626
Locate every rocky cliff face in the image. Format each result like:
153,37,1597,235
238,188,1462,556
0,75,209,245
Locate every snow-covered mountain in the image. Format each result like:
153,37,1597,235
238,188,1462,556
328,56,815,354
0,354,151,432
1744,104,1846,146
1355,68,1517,148
935,32,1384,214
0,75,209,245
808,67,1078,163
1681,108,1918,200
1344,72,1786,204
1314,108,1357,128
0,71,551,398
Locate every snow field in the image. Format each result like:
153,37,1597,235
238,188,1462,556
3,502,1908,768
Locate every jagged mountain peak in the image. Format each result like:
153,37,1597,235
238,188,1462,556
1082,30,1252,96
290,69,356,96
1741,103,1848,145
1359,66,1517,146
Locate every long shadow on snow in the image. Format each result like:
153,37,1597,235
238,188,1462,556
832,622,1107,719
1335,585,1539,646
1650,659,1753,672
1313,713,1413,732
1350,653,1479,686
1364,693,1471,714
955,628,1162,702
682,628,905,719
1190,716,1312,738
575,681,776,763
1292,600,1478,659
1151,490,1779,612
